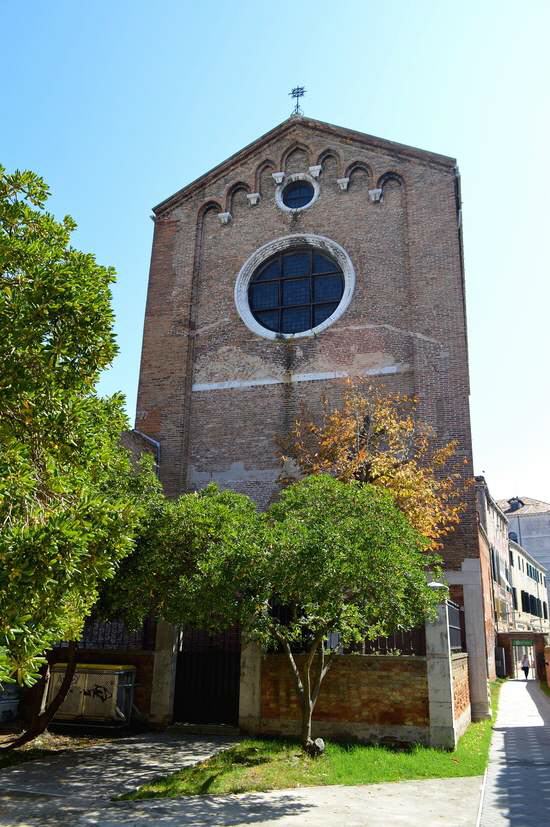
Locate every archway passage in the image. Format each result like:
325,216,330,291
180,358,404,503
173,627,241,724
511,640,536,680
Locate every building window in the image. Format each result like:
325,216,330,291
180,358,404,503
248,249,344,335
282,180,315,209
235,234,356,341
544,602,548,620
512,588,518,610
275,173,320,213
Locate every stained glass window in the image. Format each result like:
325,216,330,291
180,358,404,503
248,248,344,335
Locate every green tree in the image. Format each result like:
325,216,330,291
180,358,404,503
105,477,442,754
0,166,161,745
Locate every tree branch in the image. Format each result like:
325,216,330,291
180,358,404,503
274,629,304,700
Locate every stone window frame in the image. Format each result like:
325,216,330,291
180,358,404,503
234,233,356,341
275,172,320,214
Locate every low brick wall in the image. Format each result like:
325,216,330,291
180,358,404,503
259,654,429,745
451,653,471,738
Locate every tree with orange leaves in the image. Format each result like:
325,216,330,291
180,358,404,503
280,380,466,551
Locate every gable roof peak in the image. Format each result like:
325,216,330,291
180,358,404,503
153,116,457,216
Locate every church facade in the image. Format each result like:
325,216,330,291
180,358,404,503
135,116,492,721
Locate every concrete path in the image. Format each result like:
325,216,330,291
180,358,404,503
480,679,550,826
0,775,483,826
0,733,238,826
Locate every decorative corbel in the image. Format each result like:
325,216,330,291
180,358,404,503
368,188,383,203
218,211,232,225
272,171,285,185
246,192,261,206
308,165,322,178
336,177,350,192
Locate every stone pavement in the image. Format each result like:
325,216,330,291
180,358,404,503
480,679,550,826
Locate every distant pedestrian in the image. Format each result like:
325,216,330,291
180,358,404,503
521,653,531,680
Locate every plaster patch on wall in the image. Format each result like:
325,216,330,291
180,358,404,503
312,350,402,375
188,463,280,487
192,363,410,393
193,346,282,384
330,321,442,346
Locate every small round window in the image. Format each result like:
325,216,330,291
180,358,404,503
248,248,345,335
282,180,315,210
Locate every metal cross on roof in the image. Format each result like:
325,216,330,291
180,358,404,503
289,86,306,116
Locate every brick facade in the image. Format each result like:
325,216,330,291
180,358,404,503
136,116,477,572
136,116,493,722
260,653,429,744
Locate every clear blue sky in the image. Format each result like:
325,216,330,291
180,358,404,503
2,0,549,502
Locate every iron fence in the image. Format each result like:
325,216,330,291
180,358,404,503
57,617,156,651
360,626,427,656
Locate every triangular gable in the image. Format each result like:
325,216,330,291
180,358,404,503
153,116,456,216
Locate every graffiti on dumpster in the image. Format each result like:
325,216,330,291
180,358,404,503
82,683,113,703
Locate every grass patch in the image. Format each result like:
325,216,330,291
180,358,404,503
122,679,505,800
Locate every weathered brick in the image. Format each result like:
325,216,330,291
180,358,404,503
136,116,478,574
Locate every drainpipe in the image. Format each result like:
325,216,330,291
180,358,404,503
133,429,161,475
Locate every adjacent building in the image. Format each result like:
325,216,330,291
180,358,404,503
476,477,549,679
498,496,550,606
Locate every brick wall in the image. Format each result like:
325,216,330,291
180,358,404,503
259,653,429,744
135,116,478,574
478,529,497,680
451,653,470,721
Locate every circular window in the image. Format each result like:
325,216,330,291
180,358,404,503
275,173,320,213
282,180,315,210
235,234,355,340
248,248,345,335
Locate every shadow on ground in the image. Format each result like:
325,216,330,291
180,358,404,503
0,789,312,827
0,733,237,803
481,681,550,825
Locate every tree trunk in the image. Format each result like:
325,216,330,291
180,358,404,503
277,632,334,755
1,642,78,751
300,697,314,752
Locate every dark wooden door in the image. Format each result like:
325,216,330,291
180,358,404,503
174,627,241,724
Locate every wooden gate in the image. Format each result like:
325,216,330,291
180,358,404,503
174,627,241,724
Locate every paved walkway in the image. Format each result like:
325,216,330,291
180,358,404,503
0,774,482,826
0,733,238,826
480,679,550,826
0,730,484,826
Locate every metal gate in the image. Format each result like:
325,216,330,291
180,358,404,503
174,627,241,724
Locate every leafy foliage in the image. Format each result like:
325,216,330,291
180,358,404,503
280,380,466,550
262,475,441,648
106,476,441,751
0,166,160,685
100,485,264,632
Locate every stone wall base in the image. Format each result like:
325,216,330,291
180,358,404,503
257,718,429,746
